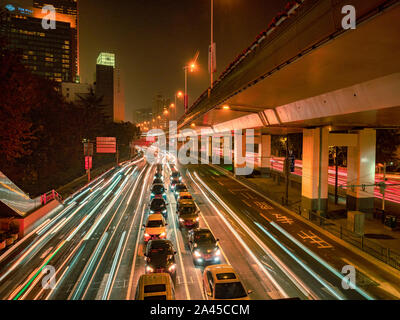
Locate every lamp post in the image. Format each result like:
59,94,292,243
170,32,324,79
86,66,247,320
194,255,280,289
174,91,183,121
183,52,199,114
210,0,215,89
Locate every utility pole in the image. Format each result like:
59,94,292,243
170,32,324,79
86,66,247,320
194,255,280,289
382,162,387,211
335,146,339,205
210,0,215,89
284,135,289,206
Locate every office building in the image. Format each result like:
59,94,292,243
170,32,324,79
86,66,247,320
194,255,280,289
95,52,125,123
33,0,79,81
0,1,76,83
61,82,91,103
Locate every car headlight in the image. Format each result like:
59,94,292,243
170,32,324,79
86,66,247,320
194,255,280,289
146,266,153,272
151,193,154,196
162,209,167,213
144,233,150,237
179,218,184,222
168,264,176,272
215,249,221,256
160,232,166,237
194,250,202,258
163,192,166,195
195,217,200,222
150,210,154,213
179,177,182,181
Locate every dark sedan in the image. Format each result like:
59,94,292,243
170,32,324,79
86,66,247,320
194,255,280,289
145,240,177,282
150,198,168,219
188,229,221,265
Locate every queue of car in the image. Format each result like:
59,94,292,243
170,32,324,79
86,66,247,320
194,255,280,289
135,162,252,300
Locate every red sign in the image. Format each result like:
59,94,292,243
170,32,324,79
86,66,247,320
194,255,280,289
96,137,116,153
85,156,92,170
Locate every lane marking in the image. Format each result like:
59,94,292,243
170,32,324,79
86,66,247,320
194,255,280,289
126,166,153,300
268,221,374,300
188,171,292,300
298,230,333,249
102,231,126,300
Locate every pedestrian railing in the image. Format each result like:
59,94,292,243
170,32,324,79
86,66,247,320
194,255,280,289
307,210,400,271
230,171,400,272
40,190,62,205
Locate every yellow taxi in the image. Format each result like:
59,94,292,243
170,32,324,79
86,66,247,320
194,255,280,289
134,273,175,300
203,264,252,300
143,213,167,242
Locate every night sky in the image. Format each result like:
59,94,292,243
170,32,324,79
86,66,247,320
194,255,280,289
79,0,288,122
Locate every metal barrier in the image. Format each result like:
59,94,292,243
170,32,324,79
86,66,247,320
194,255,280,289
307,210,400,271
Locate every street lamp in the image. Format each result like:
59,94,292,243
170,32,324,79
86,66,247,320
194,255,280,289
183,51,199,115
172,91,184,121
184,62,197,114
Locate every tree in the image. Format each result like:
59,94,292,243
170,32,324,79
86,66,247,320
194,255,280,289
0,38,35,162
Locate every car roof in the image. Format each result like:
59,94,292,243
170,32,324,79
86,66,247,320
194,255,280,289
205,264,239,282
148,239,173,248
140,273,172,286
193,228,212,235
147,213,164,221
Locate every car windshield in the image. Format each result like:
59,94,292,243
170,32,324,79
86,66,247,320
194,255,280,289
152,185,164,193
175,185,187,192
149,247,169,254
147,220,164,228
150,199,165,211
180,206,196,215
214,282,247,299
144,284,166,293
180,195,192,199
195,232,215,245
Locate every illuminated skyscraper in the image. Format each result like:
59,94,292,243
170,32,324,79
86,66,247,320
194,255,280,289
95,53,125,123
0,1,76,83
32,0,79,81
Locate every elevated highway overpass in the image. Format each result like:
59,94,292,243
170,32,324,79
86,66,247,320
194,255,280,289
169,0,400,217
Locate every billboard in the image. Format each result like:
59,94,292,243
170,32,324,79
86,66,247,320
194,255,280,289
96,137,116,153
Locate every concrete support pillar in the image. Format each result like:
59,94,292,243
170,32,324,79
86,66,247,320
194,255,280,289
200,135,211,164
222,131,233,166
301,127,329,216
346,129,376,215
259,135,271,176
211,135,221,164
234,131,246,176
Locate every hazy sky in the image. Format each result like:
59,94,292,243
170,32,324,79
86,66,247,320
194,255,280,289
79,0,288,122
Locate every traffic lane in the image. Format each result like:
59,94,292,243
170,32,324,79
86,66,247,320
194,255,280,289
52,164,147,300
2,162,142,300
18,164,143,300
193,165,370,300
183,168,303,300
80,164,150,300
110,165,154,300
203,165,400,300
0,165,120,268
166,189,205,300
128,165,204,300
